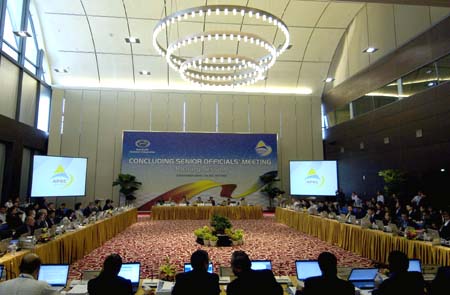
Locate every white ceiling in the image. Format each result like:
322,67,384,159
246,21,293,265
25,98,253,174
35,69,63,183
32,0,368,95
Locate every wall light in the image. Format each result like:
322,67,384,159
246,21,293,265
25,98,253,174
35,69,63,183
363,47,378,53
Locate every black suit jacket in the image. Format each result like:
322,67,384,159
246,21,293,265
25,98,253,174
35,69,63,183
172,270,220,295
226,269,283,295
88,273,133,295
372,271,425,295
439,221,450,240
303,275,355,295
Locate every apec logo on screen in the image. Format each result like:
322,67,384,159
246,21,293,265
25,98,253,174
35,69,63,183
290,161,338,196
50,165,75,189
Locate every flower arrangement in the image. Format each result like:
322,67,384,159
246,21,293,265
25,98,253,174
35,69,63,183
159,257,176,281
193,215,244,246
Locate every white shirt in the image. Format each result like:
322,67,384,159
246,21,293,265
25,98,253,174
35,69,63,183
0,273,59,295
411,195,422,206
0,212,6,224
377,194,385,203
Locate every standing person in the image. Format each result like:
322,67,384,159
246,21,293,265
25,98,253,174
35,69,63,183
88,254,132,295
439,208,450,240
0,253,59,294
373,251,425,295
172,250,220,295
376,191,385,204
303,252,354,295
226,251,282,295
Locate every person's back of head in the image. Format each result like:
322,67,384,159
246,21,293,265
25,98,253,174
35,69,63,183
318,252,338,277
388,251,409,274
20,253,41,278
191,250,209,272
102,254,123,277
231,251,251,275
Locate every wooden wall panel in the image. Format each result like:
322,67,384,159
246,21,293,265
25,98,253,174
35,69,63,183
112,92,135,201
232,95,249,132
185,94,201,132
47,89,63,155
60,90,82,156
249,95,265,133
200,95,217,132
94,91,117,202
133,92,151,130
217,95,233,133
167,93,184,132
79,90,100,204
151,93,169,131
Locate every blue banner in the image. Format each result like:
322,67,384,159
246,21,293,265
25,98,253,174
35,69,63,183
121,131,278,210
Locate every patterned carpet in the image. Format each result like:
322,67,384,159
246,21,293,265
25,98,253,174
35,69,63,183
68,216,372,279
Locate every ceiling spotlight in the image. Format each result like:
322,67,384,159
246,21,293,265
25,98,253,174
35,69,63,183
324,77,335,83
425,69,433,74
427,81,435,87
125,37,140,44
54,68,68,73
139,70,151,76
363,47,378,53
441,168,446,172
13,31,32,37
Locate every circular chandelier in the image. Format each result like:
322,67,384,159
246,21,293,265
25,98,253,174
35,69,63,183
153,5,290,88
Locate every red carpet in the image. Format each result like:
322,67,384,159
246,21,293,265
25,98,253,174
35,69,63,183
69,216,372,279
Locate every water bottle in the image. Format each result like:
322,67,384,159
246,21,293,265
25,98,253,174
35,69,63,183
9,242,17,256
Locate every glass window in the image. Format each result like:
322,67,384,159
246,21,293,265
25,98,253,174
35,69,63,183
37,85,51,132
335,104,350,124
352,96,374,117
327,111,336,127
4,0,23,45
401,64,438,97
25,16,38,67
2,8,20,59
436,54,450,85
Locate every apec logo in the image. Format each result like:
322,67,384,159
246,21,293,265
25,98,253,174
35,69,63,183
135,139,151,148
255,140,272,157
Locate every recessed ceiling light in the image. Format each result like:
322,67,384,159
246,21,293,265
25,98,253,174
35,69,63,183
125,37,140,44
425,69,433,74
139,70,151,75
13,31,32,37
363,47,378,53
54,68,68,73
441,168,446,172
324,77,335,83
427,81,435,87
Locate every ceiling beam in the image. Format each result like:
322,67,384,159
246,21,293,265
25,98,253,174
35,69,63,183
335,0,450,7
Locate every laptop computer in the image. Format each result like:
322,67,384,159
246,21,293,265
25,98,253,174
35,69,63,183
295,260,322,281
118,263,140,293
38,264,70,291
251,260,272,270
184,262,213,273
348,268,378,289
408,259,422,272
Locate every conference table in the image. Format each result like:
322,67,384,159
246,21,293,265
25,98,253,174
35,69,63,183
0,208,137,279
151,205,263,220
275,207,450,266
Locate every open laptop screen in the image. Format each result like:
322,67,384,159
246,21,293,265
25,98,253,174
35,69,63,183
118,263,140,285
251,260,272,270
295,260,322,281
184,263,213,273
408,259,422,272
38,264,69,287
348,268,378,281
